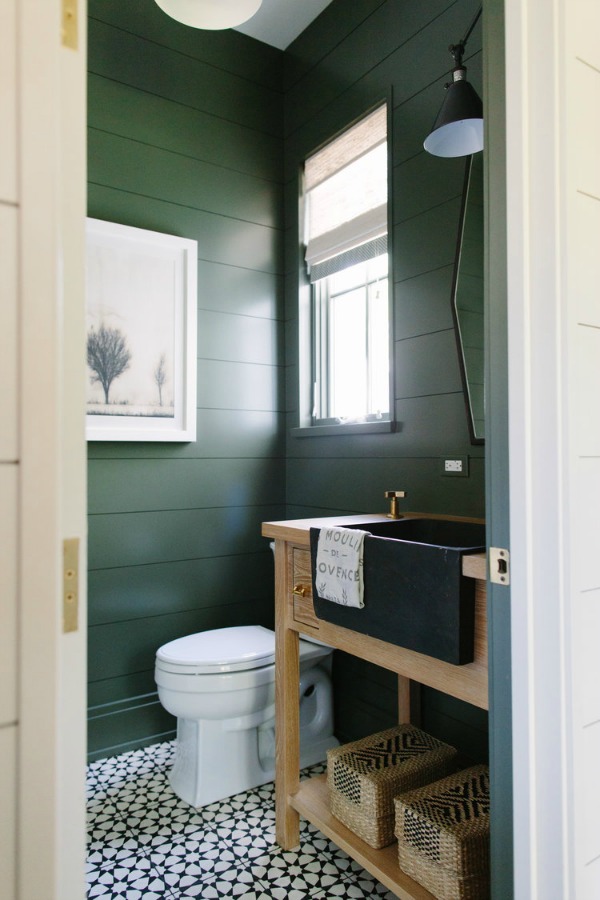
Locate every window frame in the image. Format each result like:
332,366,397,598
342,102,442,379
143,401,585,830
293,97,395,438
311,254,390,426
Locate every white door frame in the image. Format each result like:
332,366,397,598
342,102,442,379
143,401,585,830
11,1,596,897
504,0,599,896
504,0,570,890
17,1,88,898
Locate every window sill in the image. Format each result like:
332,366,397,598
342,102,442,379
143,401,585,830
291,420,394,438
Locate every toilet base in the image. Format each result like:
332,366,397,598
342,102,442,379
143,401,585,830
255,723,339,785
169,716,338,808
157,636,339,808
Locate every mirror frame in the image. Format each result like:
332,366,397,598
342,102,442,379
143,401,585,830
451,154,484,445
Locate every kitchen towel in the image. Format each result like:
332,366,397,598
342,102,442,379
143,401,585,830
315,526,370,607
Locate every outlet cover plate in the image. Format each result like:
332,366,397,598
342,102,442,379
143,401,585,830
442,456,469,477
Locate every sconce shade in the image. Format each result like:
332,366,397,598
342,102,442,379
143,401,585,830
424,68,484,158
154,0,262,30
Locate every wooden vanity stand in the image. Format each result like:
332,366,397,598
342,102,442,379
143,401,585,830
262,513,487,900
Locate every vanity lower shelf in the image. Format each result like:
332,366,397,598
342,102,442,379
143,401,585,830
292,775,435,900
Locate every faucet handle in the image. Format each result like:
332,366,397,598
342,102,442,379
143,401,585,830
384,490,406,519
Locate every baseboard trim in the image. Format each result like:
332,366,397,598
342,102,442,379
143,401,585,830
87,729,175,763
87,690,175,761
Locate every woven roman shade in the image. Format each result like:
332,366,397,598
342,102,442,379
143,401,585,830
304,104,387,282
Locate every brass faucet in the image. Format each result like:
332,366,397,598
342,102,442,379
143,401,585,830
384,490,406,519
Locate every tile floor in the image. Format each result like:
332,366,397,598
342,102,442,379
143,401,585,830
86,740,397,899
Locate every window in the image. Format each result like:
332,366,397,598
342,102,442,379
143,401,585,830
313,254,389,422
300,104,391,430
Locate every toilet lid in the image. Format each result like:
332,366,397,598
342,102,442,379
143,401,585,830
156,625,276,674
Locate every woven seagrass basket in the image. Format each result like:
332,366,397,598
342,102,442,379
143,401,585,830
394,764,490,900
327,724,457,849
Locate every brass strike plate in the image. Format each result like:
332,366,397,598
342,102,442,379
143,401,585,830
62,0,78,50
63,538,79,633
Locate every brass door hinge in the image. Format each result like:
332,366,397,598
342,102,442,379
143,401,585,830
62,0,78,50
63,538,79,632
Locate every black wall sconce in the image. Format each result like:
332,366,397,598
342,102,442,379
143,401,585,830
424,6,483,157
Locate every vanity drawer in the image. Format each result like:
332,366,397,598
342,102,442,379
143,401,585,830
290,548,320,630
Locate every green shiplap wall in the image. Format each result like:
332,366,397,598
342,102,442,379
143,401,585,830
86,0,285,760
86,0,488,768
282,0,488,753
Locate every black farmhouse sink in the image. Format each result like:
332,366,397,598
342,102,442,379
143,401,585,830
310,518,485,665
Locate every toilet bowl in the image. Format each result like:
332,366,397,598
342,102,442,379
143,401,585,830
155,625,338,807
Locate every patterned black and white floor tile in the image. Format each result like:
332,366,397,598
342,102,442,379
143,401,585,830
86,741,398,899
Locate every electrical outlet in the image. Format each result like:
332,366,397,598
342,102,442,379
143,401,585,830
442,456,469,477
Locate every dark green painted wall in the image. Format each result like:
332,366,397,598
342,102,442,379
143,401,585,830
87,0,487,769
86,0,285,760
282,0,487,755
86,0,505,886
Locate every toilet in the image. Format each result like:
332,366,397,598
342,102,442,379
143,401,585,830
155,625,338,807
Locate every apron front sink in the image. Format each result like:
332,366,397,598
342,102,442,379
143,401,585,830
310,518,485,665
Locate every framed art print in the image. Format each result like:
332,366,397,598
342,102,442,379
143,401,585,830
85,218,197,441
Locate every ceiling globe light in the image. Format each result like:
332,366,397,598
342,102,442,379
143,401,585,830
154,0,262,30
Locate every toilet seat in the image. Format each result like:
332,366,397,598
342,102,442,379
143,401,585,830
156,625,276,675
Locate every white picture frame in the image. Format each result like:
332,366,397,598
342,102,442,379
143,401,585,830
85,218,197,442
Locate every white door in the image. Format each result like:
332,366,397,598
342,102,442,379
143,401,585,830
0,1,88,898
505,0,600,896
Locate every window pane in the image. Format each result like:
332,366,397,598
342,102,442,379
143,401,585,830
328,260,367,295
329,287,367,418
369,253,388,281
368,278,389,415
313,253,389,422
328,253,386,296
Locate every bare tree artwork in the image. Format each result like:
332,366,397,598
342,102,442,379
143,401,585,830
154,354,167,406
87,324,132,404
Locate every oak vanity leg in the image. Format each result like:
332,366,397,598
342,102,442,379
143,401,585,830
274,539,301,849
398,675,423,727
398,674,411,723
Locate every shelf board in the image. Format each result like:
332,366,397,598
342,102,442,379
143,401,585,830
291,775,435,900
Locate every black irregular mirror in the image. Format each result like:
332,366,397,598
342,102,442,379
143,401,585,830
452,153,484,444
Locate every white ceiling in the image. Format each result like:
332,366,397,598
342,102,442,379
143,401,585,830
234,0,335,50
